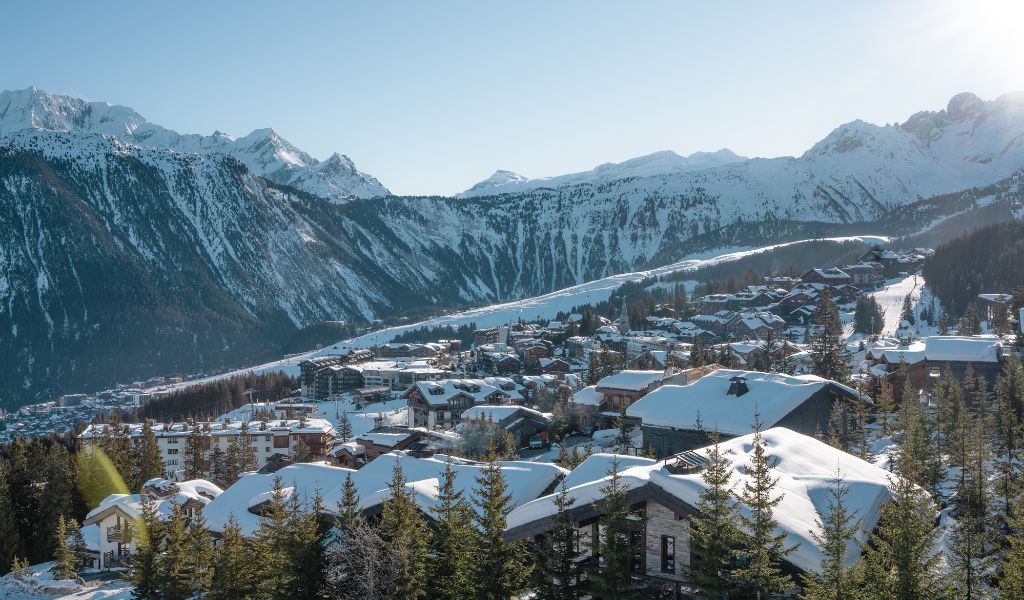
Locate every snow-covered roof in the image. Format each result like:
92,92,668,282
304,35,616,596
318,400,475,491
978,293,1013,303
922,335,1002,363
562,453,658,489
203,453,566,536
79,418,334,439
460,404,550,425
405,378,520,406
357,430,416,447
571,385,603,407
507,428,895,574
595,370,665,392
86,479,223,524
625,369,853,435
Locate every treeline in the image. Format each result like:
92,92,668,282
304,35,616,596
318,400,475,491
923,221,1024,316
391,323,479,346
0,433,88,574
134,372,297,422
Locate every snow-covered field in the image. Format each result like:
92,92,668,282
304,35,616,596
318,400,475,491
0,563,132,600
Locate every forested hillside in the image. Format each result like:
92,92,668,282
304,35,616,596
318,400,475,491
923,221,1024,315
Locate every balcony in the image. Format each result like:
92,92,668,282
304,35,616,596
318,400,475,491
106,527,133,544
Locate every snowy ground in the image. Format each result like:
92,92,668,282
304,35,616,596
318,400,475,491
0,564,132,600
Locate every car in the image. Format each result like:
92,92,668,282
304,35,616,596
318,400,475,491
528,436,545,450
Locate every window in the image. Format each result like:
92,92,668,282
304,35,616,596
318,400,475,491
661,535,675,573
166,438,179,444
167,448,179,455
274,436,289,448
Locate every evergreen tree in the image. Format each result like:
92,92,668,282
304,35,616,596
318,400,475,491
588,457,645,599
689,434,742,598
995,358,1024,530
338,412,353,442
614,403,632,453
183,423,207,480
287,490,328,599
734,415,795,598
810,288,850,384
431,459,478,600
0,463,23,574
66,517,87,574
900,294,916,326
800,471,862,600
336,474,363,535
210,516,254,600
536,480,586,600
185,512,215,597
158,503,193,600
999,496,1024,599
51,515,77,580
473,457,532,600
854,296,885,335
128,495,162,600
253,477,293,600
135,420,165,489
378,461,429,600
960,303,982,336
861,461,943,600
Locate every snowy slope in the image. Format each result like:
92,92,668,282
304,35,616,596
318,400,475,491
459,149,748,197
0,87,388,201
460,92,1024,223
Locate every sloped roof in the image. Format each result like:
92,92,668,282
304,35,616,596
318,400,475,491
625,369,854,435
595,370,665,392
506,428,894,574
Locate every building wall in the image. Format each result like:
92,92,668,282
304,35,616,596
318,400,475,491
644,501,691,582
642,426,721,457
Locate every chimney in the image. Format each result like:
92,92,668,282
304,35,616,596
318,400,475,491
727,375,749,397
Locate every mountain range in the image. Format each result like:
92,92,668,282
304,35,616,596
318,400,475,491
1,87,1023,408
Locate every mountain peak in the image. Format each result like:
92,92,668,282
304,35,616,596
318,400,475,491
946,92,985,120
0,87,389,200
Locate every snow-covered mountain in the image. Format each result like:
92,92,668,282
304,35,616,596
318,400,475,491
459,148,748,197
0,87,388,201
1,88,1023,408
461,92,1024,213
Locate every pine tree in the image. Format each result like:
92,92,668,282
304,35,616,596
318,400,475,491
614,403,632,453
253,477,293,599
159,503,193,600
689,434,742,598
378,461,429,600
734,415,795,598
588,457,645,599
51,515,77,580
336,474,363,535
861,461,943,600
185,512,215,596
900,294,916,326
210,516,254,600
536,480,586,600
183,422,207,480
135,420,165,489
294,437,313,463
128,495,162,600
810,288,850,384
0,463,23,574
473,457,532,600
995,358,1024,531
999,495,1024,599
960,303,982,335
338,412,353,442
800,471,862,600
287,490,328,599
66,517,87,575
431,459,478,600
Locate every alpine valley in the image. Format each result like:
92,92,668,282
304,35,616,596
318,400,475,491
2,87,1024,408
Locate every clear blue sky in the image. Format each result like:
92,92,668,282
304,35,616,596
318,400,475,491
3,1,1023,195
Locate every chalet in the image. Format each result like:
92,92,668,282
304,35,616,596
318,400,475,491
864,335,1004,397
201,456,565,537
354,427,435,463
843,262,885,289
403,378,518,430
461,405,552,448
84,479,222,569
519,341,552,367
978,293,1014,324
539,357,571,374
626,369,861,456
573,366,718,430
505,429,895,594
799,267,852,286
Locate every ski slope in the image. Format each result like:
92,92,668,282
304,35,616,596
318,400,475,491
335,235,888,349
867,274,923,335
150,235,887,393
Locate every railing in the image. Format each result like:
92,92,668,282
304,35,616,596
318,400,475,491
107,527,132,543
